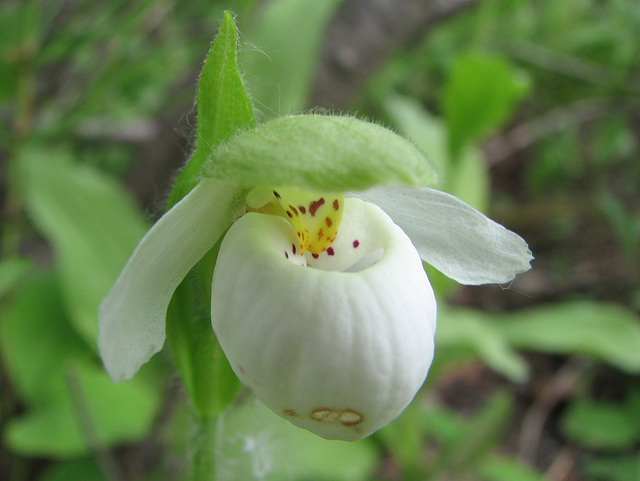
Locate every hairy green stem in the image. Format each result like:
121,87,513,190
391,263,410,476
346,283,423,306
189,412,218,481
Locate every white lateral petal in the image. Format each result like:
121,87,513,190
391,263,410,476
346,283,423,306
355,186,533,285
98,179,243,381
211,199,436,441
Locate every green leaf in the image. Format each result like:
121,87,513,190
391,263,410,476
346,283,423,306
428,391,514,478
1,273,160,458
597,189,640,263
168,11,255,208
583,454,640,481
5,361,159,457
495,301,640,373
20,147,148,344
480,456,550,481
561,397,640,450
453,391,513,467
205,114,437,191
436,306,529,382
376,401,428,475
421,405,466,447
444,52,529,159
240,0,345,117
37,459,105,481
448,146,490,215
0,257,30,298
0,273,90,402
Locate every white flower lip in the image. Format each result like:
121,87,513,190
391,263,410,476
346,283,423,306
211,198,437,441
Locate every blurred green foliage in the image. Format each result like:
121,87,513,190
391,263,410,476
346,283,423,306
1,0,639,480
1,273,160,457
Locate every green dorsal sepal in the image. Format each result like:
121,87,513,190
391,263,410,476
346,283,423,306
204,114,438,193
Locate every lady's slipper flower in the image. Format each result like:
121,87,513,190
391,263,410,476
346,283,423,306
212,193,436,440
98,114,532,441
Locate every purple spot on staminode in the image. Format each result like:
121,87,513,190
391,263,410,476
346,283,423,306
353,240,360,248
327,247,335,256
309,198,325,217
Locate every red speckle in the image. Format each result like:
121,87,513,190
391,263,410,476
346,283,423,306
327,247,335,256
353,240,359,248
289,205,299,216
298,206,306,214
285,251,289,259
273,191,281,198
297,232,301,237
309,198,325,217
325,216,332,227
286,211,293,218
333,199,339,210
292,244,297,255
312,253,319,259
317,229,324,240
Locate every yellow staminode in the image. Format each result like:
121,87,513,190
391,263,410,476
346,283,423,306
272,188,344,255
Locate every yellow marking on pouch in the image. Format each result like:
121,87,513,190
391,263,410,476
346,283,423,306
272,188,344,255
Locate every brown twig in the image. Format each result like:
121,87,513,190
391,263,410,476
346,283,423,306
309,0,482,110
517,357,590,466
500,40,619,88
545,447,581,481
484,99,613,165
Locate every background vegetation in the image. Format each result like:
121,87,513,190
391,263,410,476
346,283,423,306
1,0,639,480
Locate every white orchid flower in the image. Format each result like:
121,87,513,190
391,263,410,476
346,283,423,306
98,114,532,441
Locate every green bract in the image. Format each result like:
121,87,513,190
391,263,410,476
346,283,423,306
167,11,255,208
205,114,438,191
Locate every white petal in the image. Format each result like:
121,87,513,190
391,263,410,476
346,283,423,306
355,186,533,285
98,179,243,381
211,198,436,441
